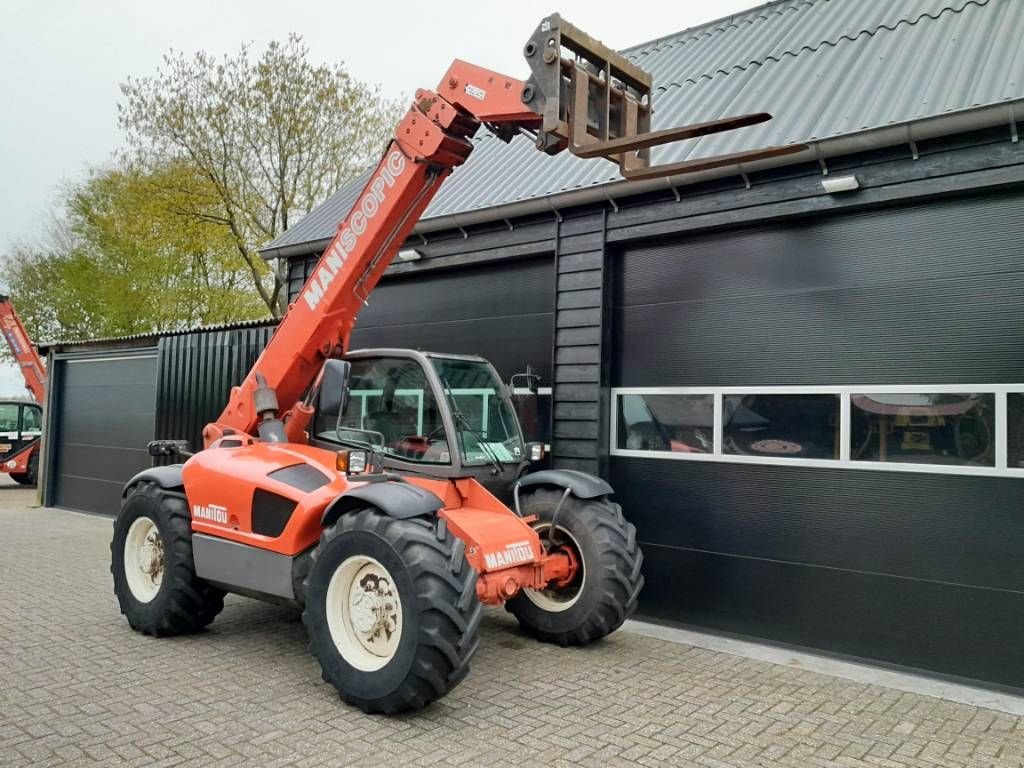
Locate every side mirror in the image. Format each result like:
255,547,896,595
316,359,352,421
510,369,541,394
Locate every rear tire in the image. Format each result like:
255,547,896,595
507,488,643,646
111,481,225,636
303,507,481,714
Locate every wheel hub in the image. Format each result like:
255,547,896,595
524,523,586,613
326,556,403,670
139,530,164,580
348,568,399,653
123,517,164,603
349,586,395,640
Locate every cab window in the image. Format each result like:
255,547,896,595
0,403,18,435
21,405,42,436
317,357,450,465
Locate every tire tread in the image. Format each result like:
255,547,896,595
111,481,225,636
508,488,644,647
302,507,480,714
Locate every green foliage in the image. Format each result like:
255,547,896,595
119,34,404,315
2,161,268,347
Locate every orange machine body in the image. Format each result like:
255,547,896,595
2,444,36,475
182,439,572,604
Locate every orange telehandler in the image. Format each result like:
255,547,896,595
0,293,45,486
111,14,804,713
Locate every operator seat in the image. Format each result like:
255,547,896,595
365,376,417,450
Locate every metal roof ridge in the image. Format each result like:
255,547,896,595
648,0,991,91
39,316,278,350
622,0,813,57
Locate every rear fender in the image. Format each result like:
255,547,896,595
514,468,612,500
122,464,185,497
321,480,443,528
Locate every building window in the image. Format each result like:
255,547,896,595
851,393,994,467
611,386,1023,478
617,393,714,453
723,394,839,460
1009,393,1024,470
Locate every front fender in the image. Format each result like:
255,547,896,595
515,468,613,500
122,464,185,497
321,480,443,528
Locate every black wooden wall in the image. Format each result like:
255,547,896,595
611,186,1024,690
156,324,276,452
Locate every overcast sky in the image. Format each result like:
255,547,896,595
0,0,762,396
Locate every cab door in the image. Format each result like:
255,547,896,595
20,403,42,445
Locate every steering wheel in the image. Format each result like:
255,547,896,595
425,424,447,441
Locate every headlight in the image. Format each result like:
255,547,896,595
348,450,368,474
336,449,369,475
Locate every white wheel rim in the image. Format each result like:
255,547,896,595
124,517,164,603
524,524,586,613
326,555,402,671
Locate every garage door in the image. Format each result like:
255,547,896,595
50,352,158,515
610,189,1024,689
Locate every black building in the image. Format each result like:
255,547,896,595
42,0,1024,691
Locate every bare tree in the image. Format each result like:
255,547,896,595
119,35,403,316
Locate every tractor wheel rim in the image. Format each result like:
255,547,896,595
524,524,586,613
124,516,164,603
326,555,402,672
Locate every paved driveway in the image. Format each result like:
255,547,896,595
2,479,1023,767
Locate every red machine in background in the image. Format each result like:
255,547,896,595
0,293,46,485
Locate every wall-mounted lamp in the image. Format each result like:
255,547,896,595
397,248,423,262
821,174,860,194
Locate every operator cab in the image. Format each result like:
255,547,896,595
311,349,534,499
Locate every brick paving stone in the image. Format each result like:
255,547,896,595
2,480,1024,767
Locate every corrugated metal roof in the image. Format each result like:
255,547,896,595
264,0,1022,254
40,317,277,352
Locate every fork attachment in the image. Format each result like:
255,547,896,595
520,13,806,179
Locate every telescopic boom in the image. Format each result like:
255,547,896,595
0,293,46,403
203,14,805,448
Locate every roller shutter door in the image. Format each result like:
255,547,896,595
50,352,157,515
611,189,1024,688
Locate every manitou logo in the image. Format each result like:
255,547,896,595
192,503,228,524
483,541,534,570
302,150,408,311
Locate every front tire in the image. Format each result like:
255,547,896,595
303,507,481,714
507,488,643,646
111,481,225,636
